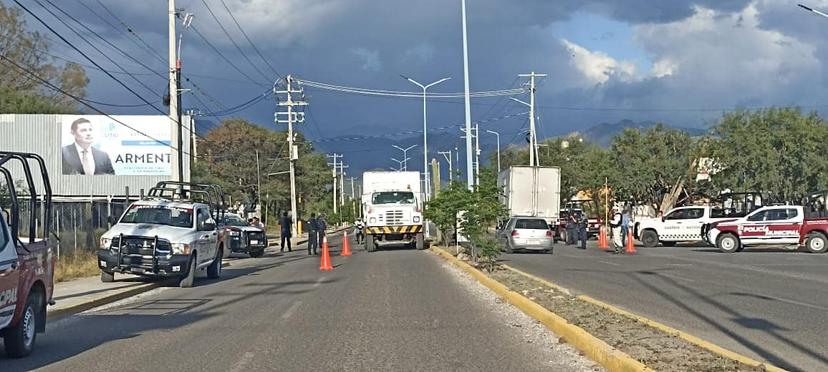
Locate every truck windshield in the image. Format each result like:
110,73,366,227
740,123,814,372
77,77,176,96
372,191,415,205
120,205,194,228
223,214,248,227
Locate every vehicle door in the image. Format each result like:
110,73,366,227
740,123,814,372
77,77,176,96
660,208,687,240
195,208,217,265
679,207,707,240
0,212,19,330
499,218,515,248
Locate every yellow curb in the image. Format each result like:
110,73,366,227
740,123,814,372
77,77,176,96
502,264,787,372
431,247,650,372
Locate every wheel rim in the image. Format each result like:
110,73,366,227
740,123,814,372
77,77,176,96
22,306,35,348
722,237,736,250
811,237,825,251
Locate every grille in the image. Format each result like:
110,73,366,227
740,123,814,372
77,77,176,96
385,210,405,225
246,231,265,241
111,236,171,269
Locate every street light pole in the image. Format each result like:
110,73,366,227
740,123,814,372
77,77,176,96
401,75,451,203
486,130,501,175
439,150,453,181
392,144,417,171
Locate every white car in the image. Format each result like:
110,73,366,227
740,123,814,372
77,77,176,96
635,206,747,247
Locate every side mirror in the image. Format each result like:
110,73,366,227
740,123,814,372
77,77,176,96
108,216,117,225
1,209,9,226
661,217,665,222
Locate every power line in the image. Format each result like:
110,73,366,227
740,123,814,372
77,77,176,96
189,24,266,86
199,0,272,81
217,0,281,79
296,78,527,98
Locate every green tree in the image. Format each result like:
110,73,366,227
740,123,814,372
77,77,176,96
709,109,828,202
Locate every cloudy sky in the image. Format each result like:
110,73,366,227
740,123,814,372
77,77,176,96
11,0,828,158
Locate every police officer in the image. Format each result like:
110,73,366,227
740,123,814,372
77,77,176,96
280,211,292,253
307,213,319,255
355,219,365,244
577,211,589,250
610,207,623,254
565,210,577,245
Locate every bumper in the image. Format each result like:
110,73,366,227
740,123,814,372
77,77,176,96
365,225,423,235
228,235,267,252
704,228,721,246
509,238,554,250
98,250,190,276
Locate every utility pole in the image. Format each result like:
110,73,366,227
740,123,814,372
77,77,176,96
511,72,546,167
168,0,182,182
475,123,480,187
255,149,261,214
339,164,349,207
439,150,453,181
461,0,474,190
275,75,307,237
327,153,342,215
350,177,356,218
402,75,451,202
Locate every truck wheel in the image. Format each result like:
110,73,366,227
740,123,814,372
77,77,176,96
4,293,38,358
207,249,222,279
179,254,197,288
101,270,115,283
805,232,828,253
716,234,740,253
366,235,376,252
640,230,659,247
415,233,425,250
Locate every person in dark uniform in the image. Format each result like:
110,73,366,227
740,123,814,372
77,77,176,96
317,214,328,247
307,213,319,255
280,211,292,253
578,211,589,250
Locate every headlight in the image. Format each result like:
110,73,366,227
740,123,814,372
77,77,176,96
369,217,376,223
171,243,192,255
100,237,111,250
229,231,240,236
413,216,421,223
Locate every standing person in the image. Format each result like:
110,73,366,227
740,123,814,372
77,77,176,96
280,212,292,253
318,214,328,247
621,207,632,249
354,218,365,244
307,213,319,255
577,211,589,250
250,217,264,229
565,210,576,245
610,207,623,254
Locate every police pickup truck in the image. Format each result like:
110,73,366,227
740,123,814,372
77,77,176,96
634,206,747,247
0,152,55,357
98,182,225,288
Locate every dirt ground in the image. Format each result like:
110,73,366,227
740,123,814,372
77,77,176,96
440,246,767,371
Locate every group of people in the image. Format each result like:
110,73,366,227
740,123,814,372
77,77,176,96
276,212,330,255
609,207,634,254
564,210,590,249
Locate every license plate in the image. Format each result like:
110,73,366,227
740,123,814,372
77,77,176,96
250,240,259,245
130,267,145,274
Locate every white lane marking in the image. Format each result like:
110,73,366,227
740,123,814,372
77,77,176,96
667,263,693,267
281,301,302,320
313,276,325,288
230,352,255,372
598,260,620,266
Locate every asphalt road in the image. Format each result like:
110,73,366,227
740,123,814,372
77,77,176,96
501,240,828,371
1,233,594,372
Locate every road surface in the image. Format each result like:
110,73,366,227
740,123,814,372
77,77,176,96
2,233,596,371
502,241,828,371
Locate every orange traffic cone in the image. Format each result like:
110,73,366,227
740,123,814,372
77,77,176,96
598,226,609,250
625,229,637,254
319,236,334,271
340,230,352,257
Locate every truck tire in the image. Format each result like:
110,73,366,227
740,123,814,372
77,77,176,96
415,233,425,250
179,254,197,288
100,270,115,283
640,230,659,247
366,235,376,252
207,249,222,279
805,232,828,253
4,292,38,358
716,233,740,253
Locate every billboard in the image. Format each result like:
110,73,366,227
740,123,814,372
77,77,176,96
61,115,172,176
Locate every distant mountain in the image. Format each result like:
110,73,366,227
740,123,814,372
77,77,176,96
567,119,708,147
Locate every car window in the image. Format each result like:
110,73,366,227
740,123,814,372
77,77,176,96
0,215,9,253
515,219,549,229
685,208,704,219
747,210,766,222
786,208,799,219
665,209,685,220
196,209,209,230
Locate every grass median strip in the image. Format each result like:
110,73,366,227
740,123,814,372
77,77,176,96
433,246,781,372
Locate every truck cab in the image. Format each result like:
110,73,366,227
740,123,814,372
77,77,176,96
0,152,55,358
706,205,804,253
98,182,225,288
362,171,424,252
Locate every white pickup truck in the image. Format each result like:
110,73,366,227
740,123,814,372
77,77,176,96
635,206,748,247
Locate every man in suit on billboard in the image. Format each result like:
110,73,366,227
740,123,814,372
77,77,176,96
62,117,115,175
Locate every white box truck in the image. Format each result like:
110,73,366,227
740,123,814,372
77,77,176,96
362,171,425,251
498,166,561,224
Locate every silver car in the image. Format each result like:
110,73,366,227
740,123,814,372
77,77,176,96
498,217,554,253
